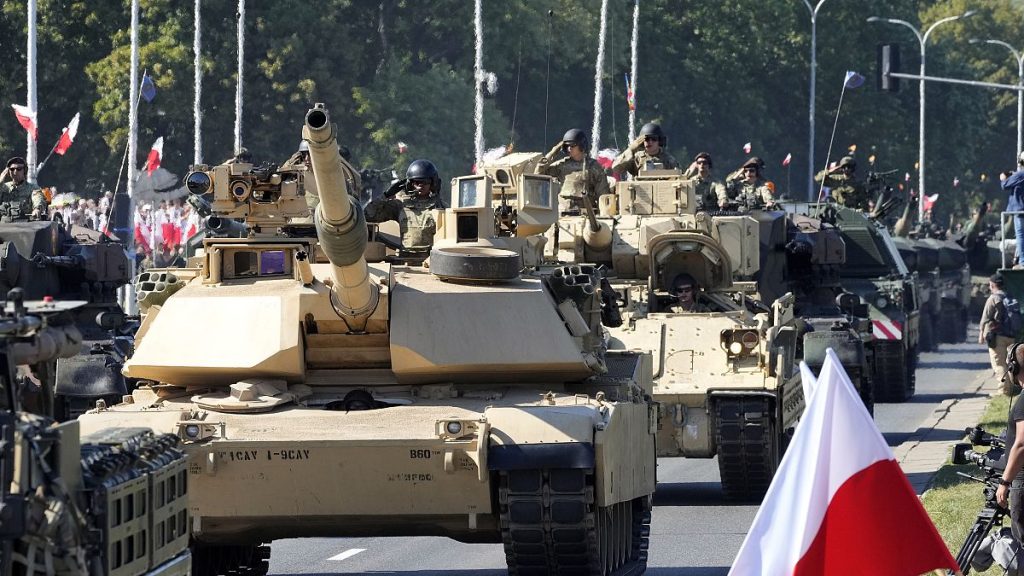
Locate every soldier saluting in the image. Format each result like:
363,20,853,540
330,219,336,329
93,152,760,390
535,128,609,210
815,156,870,210
612,122,679,177
0,157,47,221
725,157,776,211
365,159,444,257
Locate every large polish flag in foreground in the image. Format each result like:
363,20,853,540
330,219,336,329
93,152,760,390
730,349,959,575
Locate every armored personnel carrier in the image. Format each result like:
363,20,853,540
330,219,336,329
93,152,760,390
550,168,878,499
77,104,656,575
0,220,134,420
0,291,190,576
826,205,920,402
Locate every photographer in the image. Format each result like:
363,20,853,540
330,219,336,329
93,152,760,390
1002,153,1024,267
996,344,1024,565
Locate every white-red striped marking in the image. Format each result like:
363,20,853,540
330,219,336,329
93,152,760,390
872,319,903,340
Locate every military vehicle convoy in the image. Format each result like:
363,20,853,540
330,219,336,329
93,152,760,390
0,291,190,576
546,168,881,499
77,104,657,575
825,206,920,402
0,220,134,420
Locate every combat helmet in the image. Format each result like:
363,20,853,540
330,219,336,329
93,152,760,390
562,128,590,152
639,122,667,147
406,159,441,194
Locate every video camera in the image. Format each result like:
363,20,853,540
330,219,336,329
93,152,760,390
953,426,1006,471
950,426,1013,575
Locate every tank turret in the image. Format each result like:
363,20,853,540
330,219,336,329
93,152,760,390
302,104,379,323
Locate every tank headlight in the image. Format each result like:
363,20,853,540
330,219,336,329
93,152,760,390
729,342,744,355
875,296,889,309
446,421,464,436
185,171,212,195
184,424,201,439
741,331,759,349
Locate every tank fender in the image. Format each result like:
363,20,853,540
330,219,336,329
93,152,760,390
485,405,601,471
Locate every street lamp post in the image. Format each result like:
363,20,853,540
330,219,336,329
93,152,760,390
970,38,1024,159
867,11,975,223
802,0,829,201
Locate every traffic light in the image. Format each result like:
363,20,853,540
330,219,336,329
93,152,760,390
877,43,900,92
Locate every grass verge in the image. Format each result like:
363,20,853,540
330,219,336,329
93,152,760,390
921,394,1011,574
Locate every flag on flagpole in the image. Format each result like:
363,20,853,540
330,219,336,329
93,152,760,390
54,112,81,156
596,148,619,170
396,141,408,154
743,142,752,154
624,73,636,111
923,194,939,212
11,104,38,141
952,177,960,187
146,137,164,176
843,70,865,89
729,349,958,575
781,153,792,167
140,73,157,103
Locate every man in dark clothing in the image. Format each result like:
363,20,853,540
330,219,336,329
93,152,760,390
995,343,1024,558
1001,152,1024,266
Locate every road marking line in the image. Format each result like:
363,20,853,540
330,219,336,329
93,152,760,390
328,548,366,562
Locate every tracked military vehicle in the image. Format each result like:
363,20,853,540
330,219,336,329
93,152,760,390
0,219,134,420
0,291,191,576
77,104,656,575
548,168,874,500
893,236,939,352
825,205,920,402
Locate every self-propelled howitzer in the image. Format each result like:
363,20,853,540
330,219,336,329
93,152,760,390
78,104,657,575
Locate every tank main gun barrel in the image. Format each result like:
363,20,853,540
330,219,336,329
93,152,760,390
302,104,378,323
580,193,612,251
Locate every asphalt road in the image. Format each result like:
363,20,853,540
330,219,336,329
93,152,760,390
266,337,990,576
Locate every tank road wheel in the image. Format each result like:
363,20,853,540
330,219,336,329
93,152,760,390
872,341,911,403
499,468,650,575
714,396,780,502
191,541,271,576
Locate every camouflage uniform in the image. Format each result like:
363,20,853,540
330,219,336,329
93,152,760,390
0,180,47,220
668,301,709,313
611,148,680,177
364,192,441,253
816,170,870,210
688,175,726,212
724,175,774,212
536,156,610,208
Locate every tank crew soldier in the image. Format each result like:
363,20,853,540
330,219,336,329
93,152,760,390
1002,152,1024,266
365,159,443,256
683,152,726,211
535,128,610,210
724,157,776,212
0,157,47,220
612,122,680,177
980,272,1018,386
667,273,709,313
816,156,870,211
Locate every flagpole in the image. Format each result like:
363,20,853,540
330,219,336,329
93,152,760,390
473,0,484,166
627,0,639,141
234,0,245,154
193,0,202,165
35,133,63,174
124,0,140,315
590,0,609,158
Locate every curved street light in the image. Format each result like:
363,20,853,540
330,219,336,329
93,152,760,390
970,38,1024,160
867,10,975,222
802,0,830,201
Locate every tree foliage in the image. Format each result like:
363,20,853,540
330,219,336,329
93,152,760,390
0,0,1023,223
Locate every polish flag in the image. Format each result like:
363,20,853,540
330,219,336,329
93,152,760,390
54,113,81,156
11,104,37,141
146,137,164,176
743,142,752,154
781,153,792,167
729,349,958,576
596,148,619,170
923,193,939,212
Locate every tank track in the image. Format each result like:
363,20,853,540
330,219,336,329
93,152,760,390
499,468,650,576
938,304,965,344
872,340,910,402
715,396,779,502
918,310,936,352
850,369,874,416
191,542,271,576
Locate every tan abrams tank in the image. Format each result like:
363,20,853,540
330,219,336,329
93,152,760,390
78,104,656,576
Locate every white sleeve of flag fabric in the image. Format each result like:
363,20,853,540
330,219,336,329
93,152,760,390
798,361,817,406
730,349,892,575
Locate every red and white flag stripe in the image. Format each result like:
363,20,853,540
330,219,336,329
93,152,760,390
872,319,903,340
54,112,81,156
146,136,164,176
11,104,37,141
730,349,958,575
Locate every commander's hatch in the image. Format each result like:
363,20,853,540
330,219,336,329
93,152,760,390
647,232,734,296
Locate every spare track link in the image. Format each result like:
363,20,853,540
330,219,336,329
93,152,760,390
873,339,910,402
191,542,271,576
715,396,778,502
499,468,650,576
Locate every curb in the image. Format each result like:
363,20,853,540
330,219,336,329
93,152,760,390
893,369,999,495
